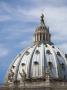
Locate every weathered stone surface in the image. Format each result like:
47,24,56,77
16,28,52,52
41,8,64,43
1,81,67,90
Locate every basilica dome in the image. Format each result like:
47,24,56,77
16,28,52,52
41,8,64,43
5,14,67,84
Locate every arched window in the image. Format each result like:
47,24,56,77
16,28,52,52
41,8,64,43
21,63,25,66
61,63,65,70
52,46,55,48
12,65,15,69
34,61,39,65
48,62,53,68
37,33,39,41
40,33,41,41
46,50,51,55
35,50,40,54
57,51,61,56
43,34,45,41
25,51,30,55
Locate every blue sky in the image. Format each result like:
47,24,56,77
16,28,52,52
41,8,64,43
0,0,67,83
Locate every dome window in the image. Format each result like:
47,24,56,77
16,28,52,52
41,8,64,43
65,54,67,58
48,62,52,68
46,50,51,54
21,63,25,66
34,61,39,65
61,63,65,69
57,51,61,56
12,65,15,69
35,50,40,54
52,46,55,48
25,51,29,55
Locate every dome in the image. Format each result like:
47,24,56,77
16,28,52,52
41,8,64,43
5,14,67,84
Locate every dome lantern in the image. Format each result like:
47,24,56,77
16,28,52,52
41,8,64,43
34,14,51,44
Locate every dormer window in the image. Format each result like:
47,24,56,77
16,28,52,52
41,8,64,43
12,65,15,69
34,61,39,65
52,46,55,48
21,63,25,66
48,62,52,68
35,50,40,54
57,51,61,56
25,51,29,55
46,50,51,55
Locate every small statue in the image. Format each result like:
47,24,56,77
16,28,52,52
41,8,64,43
41,14,44,24
8,70,14,82
19,69,26,81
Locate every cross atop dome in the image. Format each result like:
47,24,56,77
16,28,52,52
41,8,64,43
41,14,44,24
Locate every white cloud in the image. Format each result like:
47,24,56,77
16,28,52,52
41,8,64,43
0,1,67,53
0,2,67,23
3,27,34,40
16,40,32,49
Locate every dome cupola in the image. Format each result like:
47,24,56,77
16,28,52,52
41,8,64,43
34,14,51,44
5,14,67,84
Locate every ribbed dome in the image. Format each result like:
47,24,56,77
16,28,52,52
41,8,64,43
5,14,67,84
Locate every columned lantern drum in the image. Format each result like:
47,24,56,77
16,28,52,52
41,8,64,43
5,14,67,87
